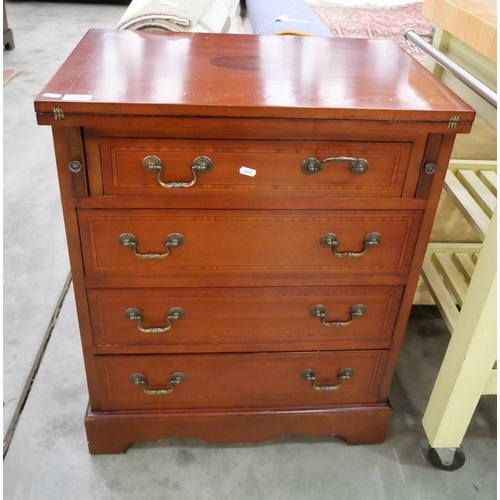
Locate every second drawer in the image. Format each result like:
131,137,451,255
79,209,422,278
88,286,403,352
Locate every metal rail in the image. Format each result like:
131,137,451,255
405,29,497,109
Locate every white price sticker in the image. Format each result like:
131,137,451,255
62,94,93,101
239,166,257,177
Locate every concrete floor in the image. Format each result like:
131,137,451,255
3,2,497,499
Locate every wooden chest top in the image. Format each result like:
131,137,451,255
34,29,474,124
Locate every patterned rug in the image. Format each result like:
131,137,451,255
310,2,431,63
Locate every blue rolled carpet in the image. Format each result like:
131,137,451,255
246,0,332,37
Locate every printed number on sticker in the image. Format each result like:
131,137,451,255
239,166,256,177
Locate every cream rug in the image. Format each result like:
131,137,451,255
3,69,20,87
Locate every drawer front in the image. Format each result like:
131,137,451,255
79,209,422,278
95,351,388,411
88,286,404,351
99,138,413,198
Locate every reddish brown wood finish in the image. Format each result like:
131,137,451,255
95,351,388,411
75,196,428,211
34,30,474,124
100,138,413,199
378,134,459,400
39,113,473,134
51,128,102,410
415,134,443,199
87,285,403,352
78,209,423,278
35,30,474,453
85,273,408,291
85,405,393,454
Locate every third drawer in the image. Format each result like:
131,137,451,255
88,286,403,352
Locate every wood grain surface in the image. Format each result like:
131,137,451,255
78,209,423,278
37,30,472,453
87,285,403,352
84,405,393,454
34,29,475,122
100,138,413,199
95,350,389,411
423,0,496,62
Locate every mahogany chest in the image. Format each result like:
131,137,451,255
34,29,474,454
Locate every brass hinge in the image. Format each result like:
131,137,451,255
448,116,459,128
53,106,65,121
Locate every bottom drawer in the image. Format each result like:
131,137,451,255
95,351,388,411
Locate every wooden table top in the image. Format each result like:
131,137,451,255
422,0,497,62
34,29,474,123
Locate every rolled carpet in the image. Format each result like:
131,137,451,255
117,0,241,33
246,0,332,36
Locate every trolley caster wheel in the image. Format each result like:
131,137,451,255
428,446,466,471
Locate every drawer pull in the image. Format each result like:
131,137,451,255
125,307,185,333
118,232,184,259
130,372,186,395
142,155,212,188
301,368,354,391
302,156,368,176
310,304,366,327
320,232,381,258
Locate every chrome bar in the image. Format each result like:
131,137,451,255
405,29,497,109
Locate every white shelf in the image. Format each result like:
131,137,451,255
443,160,496,239
422,243,481,332
422,160,496,333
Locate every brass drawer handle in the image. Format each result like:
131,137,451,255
302,156,369,176
310,304,366,327
118,232,183,259
301,368,354,391
130,372,186,395
320,232,381,258
125,307,185,333
142,155,212,188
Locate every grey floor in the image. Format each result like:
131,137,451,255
3,2,497,499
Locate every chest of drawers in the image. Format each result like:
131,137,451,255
35,29,474,454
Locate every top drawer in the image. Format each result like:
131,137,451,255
98,139,414,199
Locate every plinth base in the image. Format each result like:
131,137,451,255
84,404,392,454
